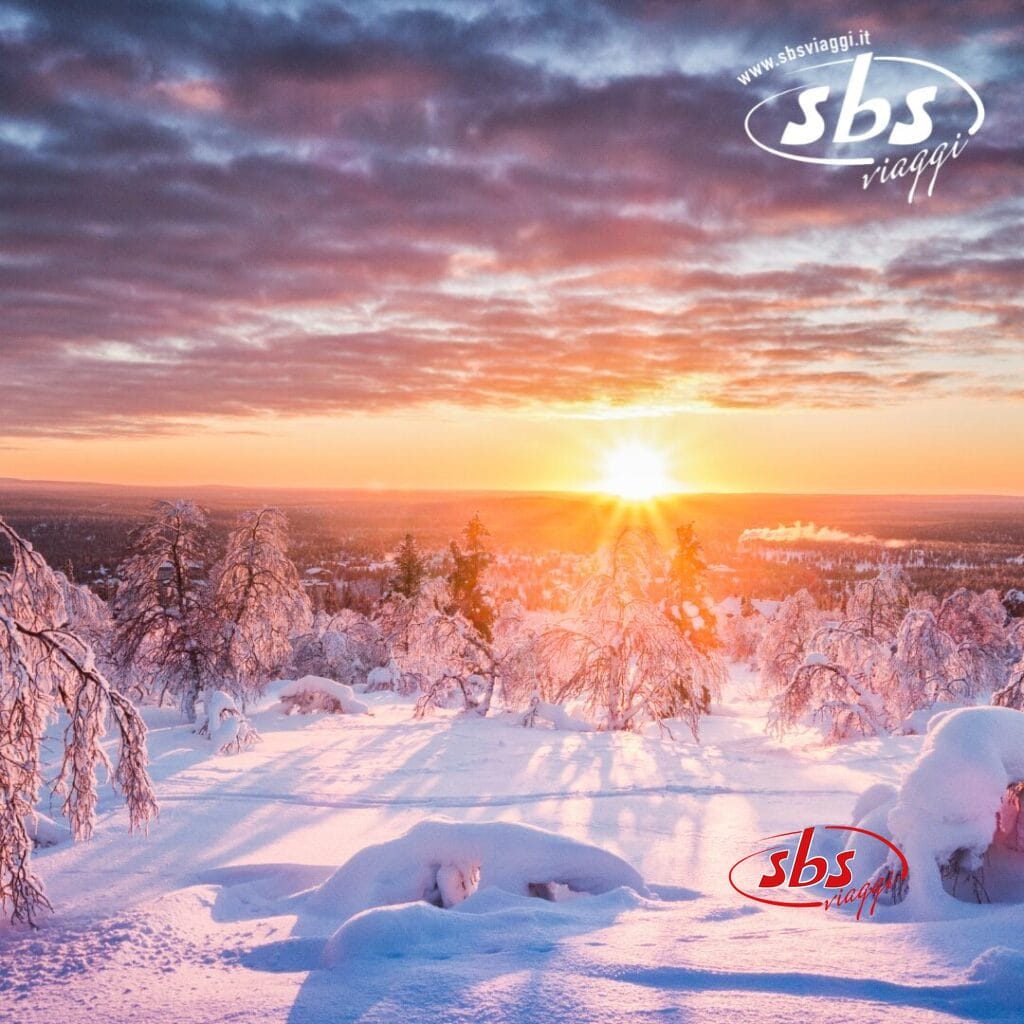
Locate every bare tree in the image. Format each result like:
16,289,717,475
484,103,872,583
526,528,726,737
0,519,157,925
211,507,311,699
111,500,216,722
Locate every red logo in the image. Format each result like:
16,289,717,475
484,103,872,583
728,825,908,920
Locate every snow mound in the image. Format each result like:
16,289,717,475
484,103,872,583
322,884,646,966
967,945,1024,986
888,706,1024,915
305,818,647,930
279,675,370,716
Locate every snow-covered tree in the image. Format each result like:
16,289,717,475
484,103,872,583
403,578,502,716
211,507,311,699
527,528,726,736
936,588,1011,696
446,514,494,642
891,609,964,713
718,598,764,666
845,565,910,642
111,500,216,721
0,519,157,925
387,533,427,600
756,589,819,695
666,523,719,652
768,568,909,741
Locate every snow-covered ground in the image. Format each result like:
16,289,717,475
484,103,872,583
4,676,1023,1024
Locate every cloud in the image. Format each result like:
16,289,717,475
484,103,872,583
739,522,908,547
0,0,1020,438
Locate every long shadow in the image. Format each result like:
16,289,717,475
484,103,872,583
587,962,1021,1021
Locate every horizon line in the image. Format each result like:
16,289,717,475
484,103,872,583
1,475,1023,502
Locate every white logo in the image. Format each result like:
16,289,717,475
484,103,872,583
742,52,985,202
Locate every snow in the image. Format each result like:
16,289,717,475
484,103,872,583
887,706,1024,918
6,681,1024,1022
306,818,645,933
277,675,370,715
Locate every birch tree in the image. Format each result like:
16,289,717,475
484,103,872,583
111,500,216,722
211,507,311,698
1,519,157,925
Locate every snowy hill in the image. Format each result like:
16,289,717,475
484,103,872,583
4,683,1024,1023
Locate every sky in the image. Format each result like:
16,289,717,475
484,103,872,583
1,0,1021,493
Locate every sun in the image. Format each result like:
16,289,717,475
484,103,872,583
599,441,675,501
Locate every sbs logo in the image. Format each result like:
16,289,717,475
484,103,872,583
744,52,984,166
728,825,909,920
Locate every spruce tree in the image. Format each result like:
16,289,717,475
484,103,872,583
390,533,427,599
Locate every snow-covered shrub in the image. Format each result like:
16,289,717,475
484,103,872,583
887,706,1024,914
717,598,764,666
198,690,259,754
278,675,370,716
768,643,887,742
306,817,647,965
290,609,386,686
515,696,594,732
24,812,72,849
0,518,157,924
365,660,402,692
993,658,1024,710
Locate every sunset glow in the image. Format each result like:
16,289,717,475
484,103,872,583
0,1,1019,495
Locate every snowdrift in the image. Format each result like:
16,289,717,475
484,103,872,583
305,818,647,964
322,884,648,966
887,706,1024,915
